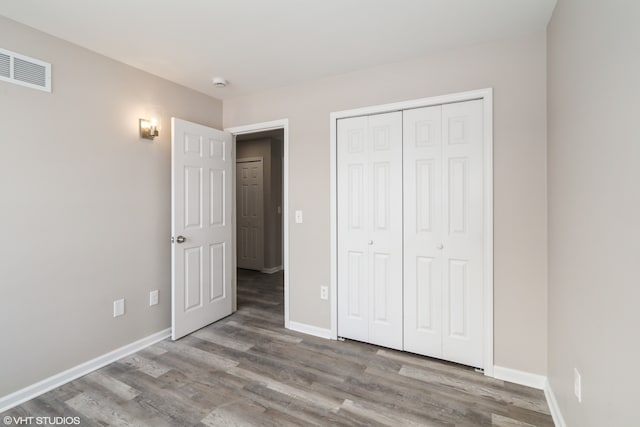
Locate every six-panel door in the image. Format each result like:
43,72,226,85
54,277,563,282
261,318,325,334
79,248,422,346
236,159,264,271
172,118,233,340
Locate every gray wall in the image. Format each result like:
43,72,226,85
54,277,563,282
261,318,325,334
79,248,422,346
0,17,222,397
547,1,640,425
225,31,548,375
236,135,283,270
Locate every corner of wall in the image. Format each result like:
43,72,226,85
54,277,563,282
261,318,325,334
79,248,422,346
544,379,568,427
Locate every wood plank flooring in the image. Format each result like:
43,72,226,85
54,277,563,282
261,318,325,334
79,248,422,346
1,269,554,426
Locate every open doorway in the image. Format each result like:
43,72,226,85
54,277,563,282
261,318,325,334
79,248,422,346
228,123,288,328
236,130,283,274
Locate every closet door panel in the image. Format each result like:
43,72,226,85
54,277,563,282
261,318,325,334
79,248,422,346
368,112,403,350
337,117,370,342
441,100,484,368
403,105,444,356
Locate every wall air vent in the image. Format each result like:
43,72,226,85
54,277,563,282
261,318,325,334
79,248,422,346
0,48,51,92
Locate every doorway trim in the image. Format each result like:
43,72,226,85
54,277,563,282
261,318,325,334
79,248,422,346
329,88,494,377
226,119,290,328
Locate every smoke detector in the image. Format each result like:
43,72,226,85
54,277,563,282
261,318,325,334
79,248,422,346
212,77,227,88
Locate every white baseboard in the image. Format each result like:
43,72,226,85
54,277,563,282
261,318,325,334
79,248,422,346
0,328,171,413
493,366,567,427
260,265,283,274
493,365,547,390
287,321,331,339
544,379,567,427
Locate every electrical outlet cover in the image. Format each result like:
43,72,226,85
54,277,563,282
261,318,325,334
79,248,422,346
150,290,159,306
574,368,582,403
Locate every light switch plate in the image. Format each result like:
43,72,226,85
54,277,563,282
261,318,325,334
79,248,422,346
113,299,125,317
295,210,303,223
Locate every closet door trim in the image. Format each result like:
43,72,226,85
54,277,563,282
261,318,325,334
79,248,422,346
329,88,494,377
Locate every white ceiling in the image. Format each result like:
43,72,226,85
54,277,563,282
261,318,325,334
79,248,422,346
0,0,556,100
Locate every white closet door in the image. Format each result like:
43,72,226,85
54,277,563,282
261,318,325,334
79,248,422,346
403,99,484,368
337,116,369,343
441,100,484,367
403,105,444,357
368,112,403,349
337,112,403,350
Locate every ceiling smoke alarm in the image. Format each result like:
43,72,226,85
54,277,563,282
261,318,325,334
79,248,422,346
212,77,227,88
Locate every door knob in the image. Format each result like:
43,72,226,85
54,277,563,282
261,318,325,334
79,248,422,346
436,243,444,250
176,235,186,244
368,240,374,245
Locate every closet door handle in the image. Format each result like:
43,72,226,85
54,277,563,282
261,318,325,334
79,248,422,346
368,240,374,245
436,243,444,250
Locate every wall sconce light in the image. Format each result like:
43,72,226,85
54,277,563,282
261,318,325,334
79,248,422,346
140,118,159,140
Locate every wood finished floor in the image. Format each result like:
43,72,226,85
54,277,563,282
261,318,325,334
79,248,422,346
2,269,553,426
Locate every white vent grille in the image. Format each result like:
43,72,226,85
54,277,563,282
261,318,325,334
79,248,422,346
0,48,51,92
0,52,9,78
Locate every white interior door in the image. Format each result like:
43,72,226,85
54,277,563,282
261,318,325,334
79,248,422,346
171,118,233,340
403,100,484,368
236,158,264,271
337,111,403,350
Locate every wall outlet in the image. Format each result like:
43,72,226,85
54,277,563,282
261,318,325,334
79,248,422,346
320,286,329,300
574,368,582,403
113,299,125,317
149,290,159,306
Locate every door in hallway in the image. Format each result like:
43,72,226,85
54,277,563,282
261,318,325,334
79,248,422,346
237,158,264,271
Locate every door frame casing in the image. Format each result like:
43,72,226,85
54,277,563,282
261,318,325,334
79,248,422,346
329,89,494,377
226,119,290,328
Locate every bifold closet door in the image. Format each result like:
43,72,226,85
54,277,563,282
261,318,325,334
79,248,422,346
403,105,444,357
403,100,484,368
337,112,403,350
